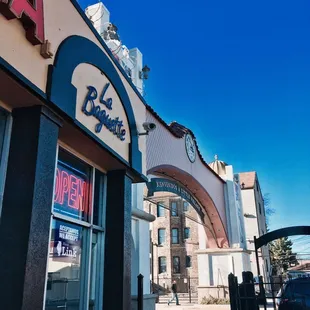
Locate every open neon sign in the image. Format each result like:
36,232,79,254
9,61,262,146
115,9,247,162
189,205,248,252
54,166,89,219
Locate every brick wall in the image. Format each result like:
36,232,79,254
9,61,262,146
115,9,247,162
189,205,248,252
145,191,200,292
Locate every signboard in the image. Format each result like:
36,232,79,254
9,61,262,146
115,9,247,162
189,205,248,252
73,64,130,163
82,83,126,141
50,220,82,263
147,178,204,220
53,163,89,221
0,0,45,45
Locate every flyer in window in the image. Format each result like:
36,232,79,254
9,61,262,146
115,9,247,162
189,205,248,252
50,220,82,264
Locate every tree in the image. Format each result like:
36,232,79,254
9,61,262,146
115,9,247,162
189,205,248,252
263,193,275,229
270,237,298,275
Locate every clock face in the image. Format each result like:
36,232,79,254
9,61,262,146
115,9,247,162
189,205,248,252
185,134,196,163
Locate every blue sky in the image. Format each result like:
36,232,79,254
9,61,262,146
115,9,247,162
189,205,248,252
79,0,310,251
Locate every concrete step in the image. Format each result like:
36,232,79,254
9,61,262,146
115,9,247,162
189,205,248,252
158,295,199,304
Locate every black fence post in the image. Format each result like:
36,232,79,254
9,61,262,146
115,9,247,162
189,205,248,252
239,272,258,310
254,236,261,277
228,273,238,310
188,276,191,303
270,275,276,310
258,276,266,310
138,274,144,310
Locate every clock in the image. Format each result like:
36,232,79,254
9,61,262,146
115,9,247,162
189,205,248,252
185,134,196,163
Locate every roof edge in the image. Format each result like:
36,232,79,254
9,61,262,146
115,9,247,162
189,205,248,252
146,104,226,184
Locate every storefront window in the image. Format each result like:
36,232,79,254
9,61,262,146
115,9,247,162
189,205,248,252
45,219,83,309
0,110,7,155
0,109,11,217
53,149,92,222
45,148,106,310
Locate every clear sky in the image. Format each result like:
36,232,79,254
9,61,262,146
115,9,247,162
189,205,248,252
78,0,310,251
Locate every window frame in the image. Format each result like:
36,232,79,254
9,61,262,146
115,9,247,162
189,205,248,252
171,201,178,217
158,256,167,274
184,227,190,239
158,228,166,245
183,201,189,212
45,146,106,310
173,256,180,274
157,202,165,217
186,255,192,268
0,109,12,218
171,228,179,244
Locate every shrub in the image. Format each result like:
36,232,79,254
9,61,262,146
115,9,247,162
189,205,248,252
200,296,230,305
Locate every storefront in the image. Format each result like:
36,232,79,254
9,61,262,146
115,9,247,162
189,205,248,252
0,1,147,309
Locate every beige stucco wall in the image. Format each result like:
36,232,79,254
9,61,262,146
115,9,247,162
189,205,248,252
0,0,146,173
146,111,227,228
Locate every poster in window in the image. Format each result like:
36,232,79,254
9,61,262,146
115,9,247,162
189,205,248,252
50,220,82,263
53,163,90,221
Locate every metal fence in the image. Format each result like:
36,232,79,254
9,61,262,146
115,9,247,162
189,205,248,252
229,271,310,310
152,276,199,304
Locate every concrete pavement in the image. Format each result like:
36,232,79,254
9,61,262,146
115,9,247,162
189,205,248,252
156,304,230,310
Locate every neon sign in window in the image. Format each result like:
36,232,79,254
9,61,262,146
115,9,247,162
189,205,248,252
54,163,90,221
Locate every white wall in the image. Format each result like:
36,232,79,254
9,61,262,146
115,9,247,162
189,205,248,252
85,2,144,95
131,218,140,295
224,166,246,248
241,186,271,281
131,183,152,295
210,255,232,286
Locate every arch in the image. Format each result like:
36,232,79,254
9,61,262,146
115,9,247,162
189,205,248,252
255,226,310,249
46,35,141,173
148,164,229,248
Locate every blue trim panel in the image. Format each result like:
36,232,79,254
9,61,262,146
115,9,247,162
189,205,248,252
47,35,142,173
70,0,148,107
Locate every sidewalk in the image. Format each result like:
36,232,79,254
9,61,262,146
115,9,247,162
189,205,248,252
156,304,230,310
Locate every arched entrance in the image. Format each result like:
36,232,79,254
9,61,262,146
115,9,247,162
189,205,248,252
147,166,229,249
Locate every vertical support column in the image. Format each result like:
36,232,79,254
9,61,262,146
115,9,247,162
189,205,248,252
103,170,133,310
254,236,261,276
0,105,62,310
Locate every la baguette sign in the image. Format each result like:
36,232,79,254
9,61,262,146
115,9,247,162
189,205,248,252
0,0,45,45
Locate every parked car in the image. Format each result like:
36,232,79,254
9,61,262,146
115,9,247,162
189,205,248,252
276,277,310,310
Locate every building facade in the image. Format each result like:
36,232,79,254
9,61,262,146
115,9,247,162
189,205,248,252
239,172,271,282
146,151,273,300
85,2,145,95
148,192,200,293
0,0,155,309
144,108,253,301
